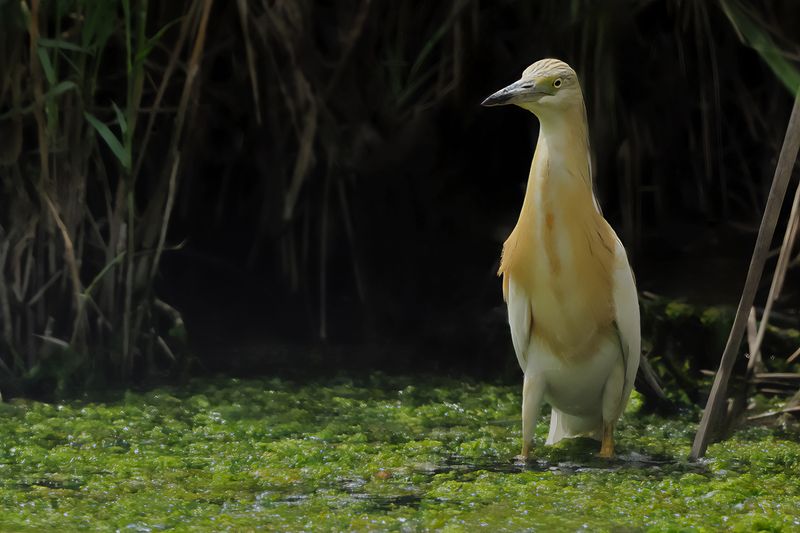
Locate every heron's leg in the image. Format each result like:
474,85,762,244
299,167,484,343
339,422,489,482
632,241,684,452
599,422,615,458
599,357,625,459
519,372,546,460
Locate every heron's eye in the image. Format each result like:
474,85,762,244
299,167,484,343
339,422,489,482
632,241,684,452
553,78,563,88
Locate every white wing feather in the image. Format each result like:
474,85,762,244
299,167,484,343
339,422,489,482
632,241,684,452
507,276,531,372
611,238,641,409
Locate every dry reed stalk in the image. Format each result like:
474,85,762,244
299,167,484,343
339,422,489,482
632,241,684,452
324,0,372,98
149,154,180,285
27,0,49,187
337,180,366,304
319,169,331,340
0,236,12,345
133,2,197,181
40,193,83,333
692,91,800,460
236,0,261,124
746,178,800,372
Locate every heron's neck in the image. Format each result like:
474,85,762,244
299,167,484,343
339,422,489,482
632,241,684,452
521,105,592,215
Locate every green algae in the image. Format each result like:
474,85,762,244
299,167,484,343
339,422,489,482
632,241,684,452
0,376,798,531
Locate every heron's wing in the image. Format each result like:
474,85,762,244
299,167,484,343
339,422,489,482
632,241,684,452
506,275,531,372
611,238,641,407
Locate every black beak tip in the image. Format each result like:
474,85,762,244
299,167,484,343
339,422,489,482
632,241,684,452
481,92,510,107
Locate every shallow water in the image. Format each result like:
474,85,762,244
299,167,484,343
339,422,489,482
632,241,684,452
0,375,798,531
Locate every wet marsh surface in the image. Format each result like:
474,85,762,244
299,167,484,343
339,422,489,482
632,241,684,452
0,375,799,531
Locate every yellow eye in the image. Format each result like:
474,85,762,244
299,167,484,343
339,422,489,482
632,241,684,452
553,78,563,88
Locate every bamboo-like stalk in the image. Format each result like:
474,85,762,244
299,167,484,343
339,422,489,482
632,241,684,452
692,91,800,460
747,179,800,371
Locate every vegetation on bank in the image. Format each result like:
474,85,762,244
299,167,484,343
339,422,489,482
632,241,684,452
0,376,798,531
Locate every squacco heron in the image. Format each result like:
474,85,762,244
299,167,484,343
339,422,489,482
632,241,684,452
482,59,640,459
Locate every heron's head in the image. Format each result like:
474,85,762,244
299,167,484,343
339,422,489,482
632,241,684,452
481,59,582,115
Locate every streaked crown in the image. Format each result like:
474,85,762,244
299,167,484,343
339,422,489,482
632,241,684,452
522,58,576,82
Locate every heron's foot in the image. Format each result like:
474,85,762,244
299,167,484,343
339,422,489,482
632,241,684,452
597,423,615,459
515,442,532,463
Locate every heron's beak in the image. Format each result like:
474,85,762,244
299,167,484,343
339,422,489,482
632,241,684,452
481,79,532,107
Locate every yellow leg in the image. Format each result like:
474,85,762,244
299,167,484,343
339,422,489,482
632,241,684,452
517,373,545,462
598,422,614,458
518,442,531,461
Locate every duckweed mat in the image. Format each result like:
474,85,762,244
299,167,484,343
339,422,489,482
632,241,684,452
0,376,799,531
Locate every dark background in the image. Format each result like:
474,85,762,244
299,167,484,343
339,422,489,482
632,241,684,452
158,1,797,378
1,0,799,396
